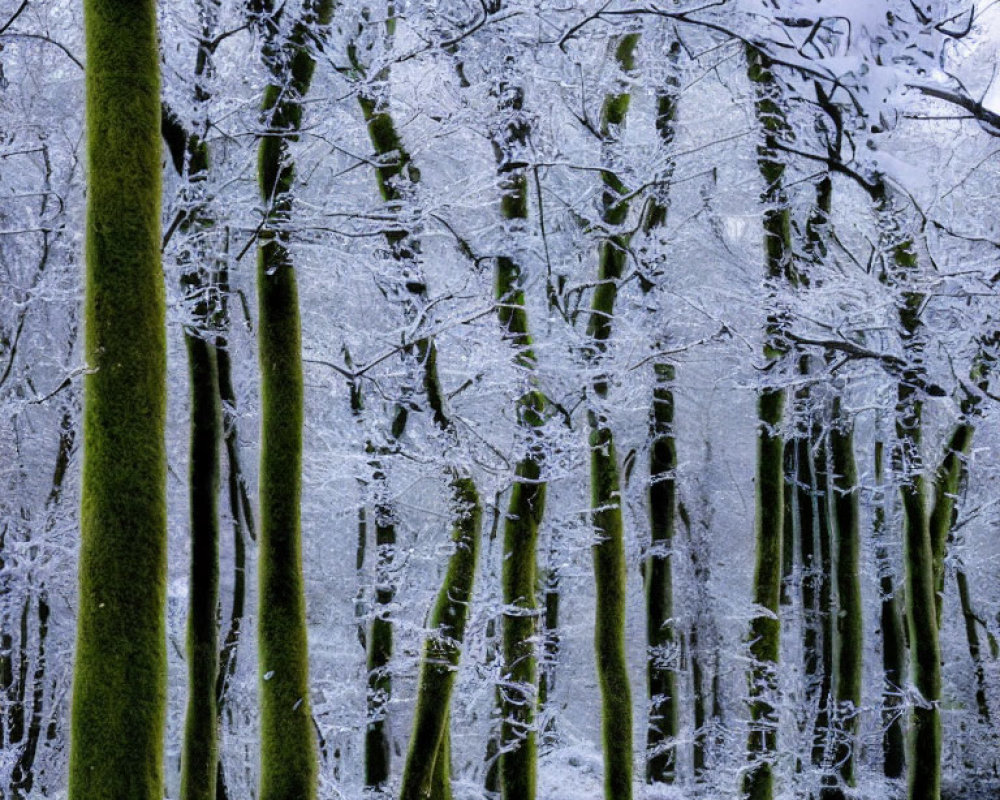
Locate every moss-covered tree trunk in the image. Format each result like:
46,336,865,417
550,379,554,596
251,3,333,798
876,179,941,800
583,32,640,800
645,361,678,783
489,59,548,800
181,333,222,800
69,2,167,798
162,30,227,797
639,64,682,785
398,479,481,800
743,44,791,800
822,398,862,799
873,440,907,779
354,33,434,785
956,568,991,724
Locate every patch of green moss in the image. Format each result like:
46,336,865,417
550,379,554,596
70,3,167,799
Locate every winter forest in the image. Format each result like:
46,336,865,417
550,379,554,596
6,1,1000,799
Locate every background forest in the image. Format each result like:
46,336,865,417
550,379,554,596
3,1,1000,799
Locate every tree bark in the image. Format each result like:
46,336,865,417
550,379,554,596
875,178,941,800
399,479,481,800
251,3,333,798
585,32,640,800
822,398,862,799
873,440,907,779
181,333,222,800
640,62,682,785
490,58,548,800
70,2,167,798
743,44,792,800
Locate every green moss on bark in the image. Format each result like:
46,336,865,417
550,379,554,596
252,3,334,799
399,479,481,800
491,67,548,798
743,43,791,800
181,334,222,800
70,2,167,798
825,400,862,798
582,34,640,800
645,362,678,783
500,457,545,800
590,421,633,800
744,387,784,800
874,441,907,779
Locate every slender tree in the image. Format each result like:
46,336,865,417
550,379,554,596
398,478,482,800
639,41,683,784
69,1,167,798
351,14,486,790
875,177,941,800
250,2,334,798
181,328,222,800
873,440,907,780
823,396,862,799
489,54,548,800
743,44,791,800
585,31,640,800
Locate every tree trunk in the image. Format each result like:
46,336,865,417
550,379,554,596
645,361,679,783
585,32,640,800
181,333,222,800
822,398,862,799
640,64,683,783
490,57,548,800
876,178,941,800
251,3,333,798
399,479,481,800
69,2,167,798
743,44,792,800
873,440,907,779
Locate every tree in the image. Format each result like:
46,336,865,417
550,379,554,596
490,51,548,800
585,31,640,800
398,479,481,800
250,1,333,797
743,44,791,800
69,2,167,799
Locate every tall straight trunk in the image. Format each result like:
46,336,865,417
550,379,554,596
811,434,834,775
215,257,252,721
251,3,333,798
874,440,907,779
639,59,682,784
585,32,640,800
743,44,791,800
182,333,223,800
399,479,481,800
796,421,820,754
163,31,253,800
490,59,548,800
214,256,253,800
69,2,167,798
822,398,862,799
876,178,941,800
354,26,483,793
645,361,678,782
